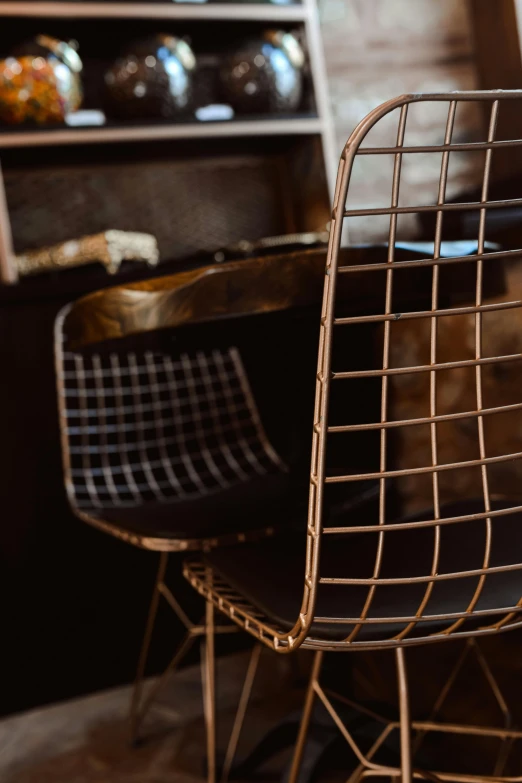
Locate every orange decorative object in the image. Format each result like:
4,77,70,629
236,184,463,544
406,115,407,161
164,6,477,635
0,36,82,125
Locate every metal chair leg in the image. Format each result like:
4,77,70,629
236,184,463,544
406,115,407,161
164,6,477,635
130,554,238,771
130,551,169,745
222,643,262,783
202,598,216,783
288,651,325,783
396,647,412,783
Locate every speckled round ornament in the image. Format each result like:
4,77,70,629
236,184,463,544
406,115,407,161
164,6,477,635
0,35,82,125
220,30,305,114
103,34,196,120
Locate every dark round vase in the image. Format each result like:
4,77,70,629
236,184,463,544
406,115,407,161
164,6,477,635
220,30,305,114
103,34,196,120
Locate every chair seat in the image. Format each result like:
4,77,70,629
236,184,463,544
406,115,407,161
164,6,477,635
86,472,292,543
202,498,522,644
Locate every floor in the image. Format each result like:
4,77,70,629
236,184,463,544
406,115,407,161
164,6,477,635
3,635,522,783
0,651,301,783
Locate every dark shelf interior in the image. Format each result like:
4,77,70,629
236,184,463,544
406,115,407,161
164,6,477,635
0,16,316,124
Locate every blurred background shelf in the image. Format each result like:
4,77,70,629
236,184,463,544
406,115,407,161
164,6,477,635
0,2,307,22
0,0,337,283
0,114,325,148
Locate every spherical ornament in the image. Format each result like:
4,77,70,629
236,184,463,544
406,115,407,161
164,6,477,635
220,30,305,115
0,35,83,125
103,34,196,120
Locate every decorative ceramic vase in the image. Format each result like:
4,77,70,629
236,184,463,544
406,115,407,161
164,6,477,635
103,34,196,120
219,30,304,114
0,35,83,125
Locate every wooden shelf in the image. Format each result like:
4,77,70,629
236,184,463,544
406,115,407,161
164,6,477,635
0,115,324,148
0,0,337,284
0,2,307,22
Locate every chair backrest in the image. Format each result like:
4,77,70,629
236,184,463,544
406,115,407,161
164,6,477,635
55,306,285,522
298,91,522,649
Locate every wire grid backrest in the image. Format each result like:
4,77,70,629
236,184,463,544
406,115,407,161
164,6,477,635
300,91,522,649
55,306,285,517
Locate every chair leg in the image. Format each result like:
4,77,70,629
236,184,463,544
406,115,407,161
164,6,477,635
288,651,324,783
222,643,262,783
202,598,216,783
130,551,169,745
395,647,412,783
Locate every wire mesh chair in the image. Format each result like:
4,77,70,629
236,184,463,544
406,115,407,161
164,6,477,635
184,90,522,782
54,302,289,774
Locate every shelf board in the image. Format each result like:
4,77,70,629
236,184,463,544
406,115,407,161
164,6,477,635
0,2,307,21
0,116,324,148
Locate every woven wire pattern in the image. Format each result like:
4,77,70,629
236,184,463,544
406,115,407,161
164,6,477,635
56,326,285,514
186,91,522,651
306,92,522,647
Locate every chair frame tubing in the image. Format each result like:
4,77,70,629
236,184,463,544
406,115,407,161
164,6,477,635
185,90,522,653
130,554,265,783
289,640,521,783
129,552,239,748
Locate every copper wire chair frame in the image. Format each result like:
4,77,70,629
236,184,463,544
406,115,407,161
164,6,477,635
184,90,522,654
54,302,286,775
54,304,281,552
182,89,522,783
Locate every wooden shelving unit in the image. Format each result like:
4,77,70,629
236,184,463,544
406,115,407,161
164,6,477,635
0,0,337,283
0,2,307,21
0,116,325,148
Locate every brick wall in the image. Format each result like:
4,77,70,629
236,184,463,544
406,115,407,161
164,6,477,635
318,0,483,241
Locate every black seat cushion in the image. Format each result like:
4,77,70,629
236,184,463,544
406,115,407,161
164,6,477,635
89,472,294,541
203,499,522,643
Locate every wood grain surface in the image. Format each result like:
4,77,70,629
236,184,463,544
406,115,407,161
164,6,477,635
63,245,503,350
